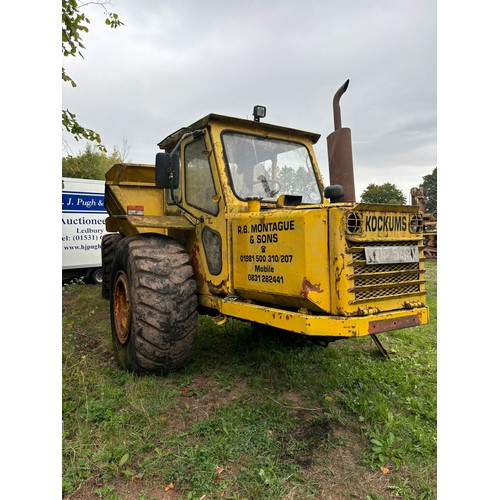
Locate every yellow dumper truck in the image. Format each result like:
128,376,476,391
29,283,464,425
103,81,428,374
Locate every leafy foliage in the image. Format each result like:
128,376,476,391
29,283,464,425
360,182,406,205
420,168,437,212
62,143,123,180
62,0,123,151
274,165,315,197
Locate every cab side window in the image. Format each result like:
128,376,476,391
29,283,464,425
185,138,218,215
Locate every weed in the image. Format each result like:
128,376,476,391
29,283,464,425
62,276,85,293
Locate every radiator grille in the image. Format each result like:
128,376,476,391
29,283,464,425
348,240,424,303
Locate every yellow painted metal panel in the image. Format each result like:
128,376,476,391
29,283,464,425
230,208,331,312
220,298,428,338
329,205,427,316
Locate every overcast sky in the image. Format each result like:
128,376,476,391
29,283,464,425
62,0,436,202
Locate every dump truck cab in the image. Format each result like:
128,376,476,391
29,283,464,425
157,113,329,303
104,84,428,374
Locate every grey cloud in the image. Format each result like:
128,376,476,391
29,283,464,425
62,0,436,197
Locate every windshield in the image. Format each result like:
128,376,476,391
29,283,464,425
222,132,322,204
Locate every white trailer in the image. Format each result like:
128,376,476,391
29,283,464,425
62,177,108,283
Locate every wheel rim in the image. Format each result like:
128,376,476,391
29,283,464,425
113,271,131,345
93,268,103,284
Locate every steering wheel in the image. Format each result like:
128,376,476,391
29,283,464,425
256,175,281,197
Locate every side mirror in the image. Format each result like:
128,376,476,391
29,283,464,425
155,152,180,189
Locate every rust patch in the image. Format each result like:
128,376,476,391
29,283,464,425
207,280,228,296
334,255,345,301
301,278,324,298
191,244,205,288
368,313,422,334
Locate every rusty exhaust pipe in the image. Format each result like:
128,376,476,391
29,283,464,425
333,79,349,130
327,79,356,202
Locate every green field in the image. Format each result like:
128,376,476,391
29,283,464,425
62,262,436,499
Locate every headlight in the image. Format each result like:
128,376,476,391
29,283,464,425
252,105,266,122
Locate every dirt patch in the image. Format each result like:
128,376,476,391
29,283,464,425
159,374,250,435
305,464,394,499
285,419,333,467
294,420,396,499
270,399,398,500
66,474,181,500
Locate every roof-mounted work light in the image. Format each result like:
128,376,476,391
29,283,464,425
252,105,266,122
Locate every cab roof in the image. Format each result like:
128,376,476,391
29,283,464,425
157,113,321,151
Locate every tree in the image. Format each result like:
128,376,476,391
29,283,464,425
62,143,123,180
421,167,437,212
360,182,406,205
62,0,123,152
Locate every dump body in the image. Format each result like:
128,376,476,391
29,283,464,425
105,113,428,339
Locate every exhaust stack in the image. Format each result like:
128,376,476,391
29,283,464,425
327,79,356,202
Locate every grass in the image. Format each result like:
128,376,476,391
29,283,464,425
62,262,437,499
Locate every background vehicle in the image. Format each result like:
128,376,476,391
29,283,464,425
410,187,437,259
103,81,428,374
62,177,108,284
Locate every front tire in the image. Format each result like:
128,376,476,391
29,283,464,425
110,233,198,374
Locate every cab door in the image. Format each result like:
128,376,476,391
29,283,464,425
180,133,230,298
